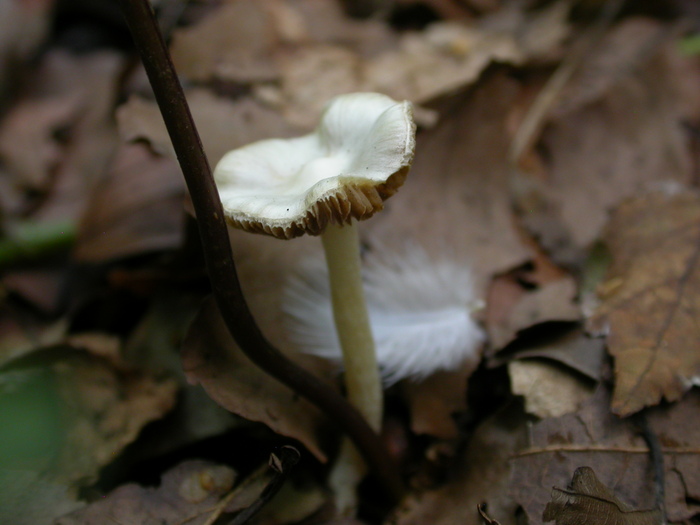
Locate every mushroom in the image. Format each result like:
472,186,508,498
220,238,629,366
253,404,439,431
213,92,416,433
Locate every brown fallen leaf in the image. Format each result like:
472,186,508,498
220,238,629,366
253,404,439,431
28,50,123,224
167,0,568,129
485,260,581,352
0,94,79,190
181,295,330,462
74,143,185,262
400,366,475,439
589,190,700,416
543,466,662,525
508,359,595,419
55,460,237,525
117,90,301,168
389,402,528,525
170,0,282,84
0,334,178,487
492,324,605,381
0,0,53,104
276,2,570,128
0,469,83,525
513,18,694,264
491,324,603,418
511,387,700,523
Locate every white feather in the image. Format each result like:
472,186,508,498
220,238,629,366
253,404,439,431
283,243,484,384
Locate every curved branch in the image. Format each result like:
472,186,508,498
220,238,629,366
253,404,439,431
117,0,404,502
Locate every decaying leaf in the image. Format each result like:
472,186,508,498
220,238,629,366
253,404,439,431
511,387,700,523
117,90,301,167
275,2,570,128
0,469,83,525
0,335,178,487
508,359,595,419
74,143,184,262
181,295,330,461
0,94,79,190
400,366,475,439
485,253,581,351
543,466,662,525
493,324,605,382
55,460,237,525
492,324,603,418
590,190,700,416
390,403,528,525
164,0,571,129
170,0,284,83
514,18,693,264
0,0,53,104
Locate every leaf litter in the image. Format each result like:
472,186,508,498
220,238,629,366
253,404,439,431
1,0,700,524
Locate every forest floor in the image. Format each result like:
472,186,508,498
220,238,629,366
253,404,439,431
1,0,700,524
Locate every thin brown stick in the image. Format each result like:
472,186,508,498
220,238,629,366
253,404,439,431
117,0,404,503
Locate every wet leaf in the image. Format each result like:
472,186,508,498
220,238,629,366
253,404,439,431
543,467,662,525
590,190,700,416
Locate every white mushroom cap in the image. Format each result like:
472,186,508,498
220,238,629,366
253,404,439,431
214,93,416,239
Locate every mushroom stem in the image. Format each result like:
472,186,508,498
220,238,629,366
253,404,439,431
321,221,382,431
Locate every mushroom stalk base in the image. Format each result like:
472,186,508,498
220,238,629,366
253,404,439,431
321,221,382,431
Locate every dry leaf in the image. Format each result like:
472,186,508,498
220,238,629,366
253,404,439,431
543,466,662,525
31,50,122,223
0,336,178,487
181,295,330,461
511,387,700,523
55,460,237,525
0,0,53,103
401,367,473,439
74,143,184,262
170,0,282,83
515,19,693,262
551,18,670,119
367,73,530,298
0,95,79,189
508,359,595,418
589,190,700,416
117,90,301,167
0,469,83,525
492,324,605,381
369,1,568,103
277,2,570,128
486,274,580,351
389,403,528,525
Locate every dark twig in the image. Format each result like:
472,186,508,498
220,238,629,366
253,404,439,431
477,503,502,525
636,412,668,525
226,446,301,525
117,0,404,503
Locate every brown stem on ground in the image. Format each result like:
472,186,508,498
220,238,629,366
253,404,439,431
117,0,404,503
